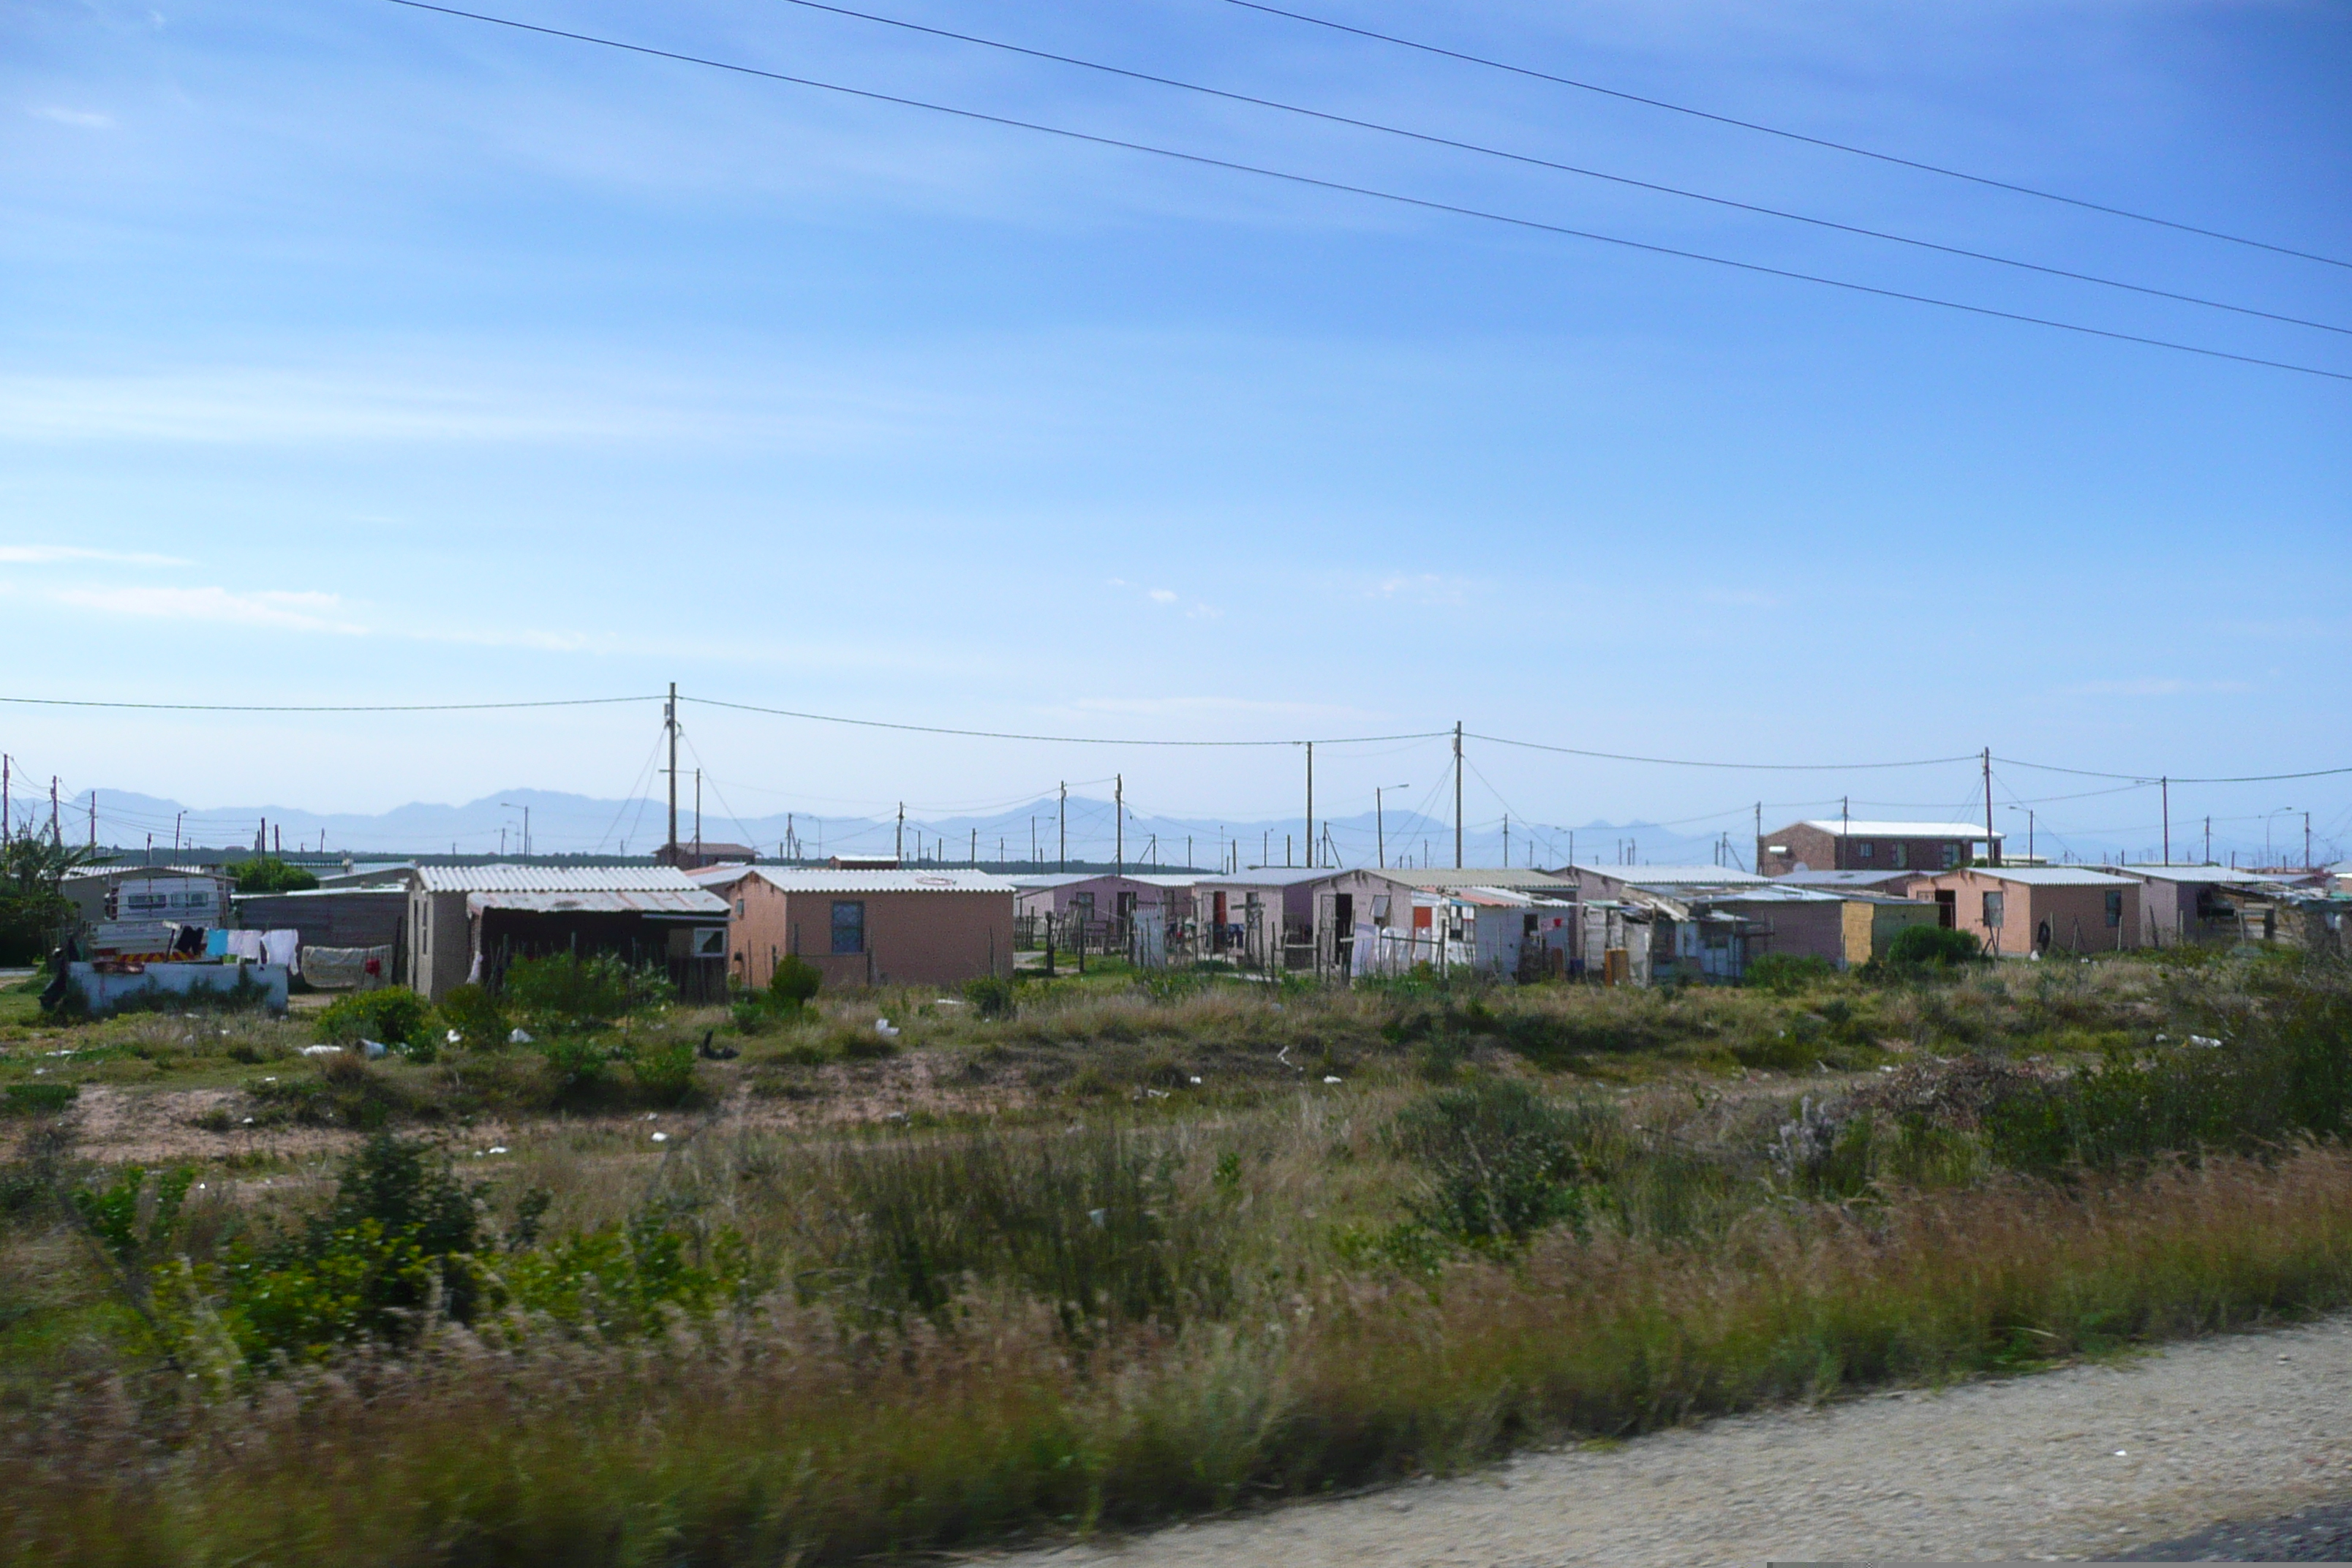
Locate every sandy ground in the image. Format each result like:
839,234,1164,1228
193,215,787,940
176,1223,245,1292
976,1316,2352,1567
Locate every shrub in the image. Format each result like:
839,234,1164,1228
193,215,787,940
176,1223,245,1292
504,952,671,1030
315,987,433,1049
962,973,1015,1019
1884,924,1983,970
768,955,822,1010
1390,1078,1587,1248
1746,953,1836,995
628,1039,698,1104
233,856,319,894
3,1082,79,1115
434,984,508,1050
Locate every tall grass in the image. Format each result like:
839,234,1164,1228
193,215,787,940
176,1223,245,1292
10,1146,2352,1567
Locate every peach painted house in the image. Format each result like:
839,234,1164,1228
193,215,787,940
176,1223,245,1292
693,866,1016,991
1919,865,2140,957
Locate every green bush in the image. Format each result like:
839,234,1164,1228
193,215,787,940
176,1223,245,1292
315,987,433,1049
1746,953,1836,994
234,856,319,894
433,983,508,1050
962,973,1016,1019
504,952,671,1030
768,955,822,1009
1390,1078,1587,1248
1884,924,1983,969
3,1082,80,1115
627,1039,698,1104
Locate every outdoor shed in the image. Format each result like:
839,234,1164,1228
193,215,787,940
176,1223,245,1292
718,867,1015,991
403,865,729,1002
1919,866,2140,957
2103,865,2301,948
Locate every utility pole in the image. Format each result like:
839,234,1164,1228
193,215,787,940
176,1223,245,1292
896,802,905,864
2204,815,2212,864
1,753,8,840
970,827,977,866
1303,743,1313,870
2159,777,2169,865
51,777,61,845
1983,747,1999,866
88,793,96,850
2307,812,2314,870
664,682,679,859
1452,721,1463,870
1502,813,1509,867
174,810,183,856
1115,774,1124,875
1058,783,1066,872
693,771,702,858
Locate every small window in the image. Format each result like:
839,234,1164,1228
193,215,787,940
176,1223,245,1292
1983,891,2005,929
736,898,746,916
2105,890,2123,928
830,900,866,954
1858,842,1874,861
1891,843,1909,870
1942,843,1960,869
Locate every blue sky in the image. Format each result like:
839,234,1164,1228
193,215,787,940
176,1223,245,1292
3,0,2347,860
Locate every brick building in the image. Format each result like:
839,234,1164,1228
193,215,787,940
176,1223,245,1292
1757,820,2000,878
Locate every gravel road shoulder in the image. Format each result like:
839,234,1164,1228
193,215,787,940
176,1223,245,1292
974,1316,2352,1567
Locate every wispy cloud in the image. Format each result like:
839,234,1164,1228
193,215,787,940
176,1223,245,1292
48,585,367,635
28,106,114,129
0,544,187,567
1147,588,1177,603
2062,678,2253,698
1367,573,1472,606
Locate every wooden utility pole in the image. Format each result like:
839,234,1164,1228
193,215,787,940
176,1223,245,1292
1058,783,1066,871
1983,747,1999,866
1115,774,1124,875
1452,722,1463,869
693,771,703,858
2161,776,2170,864
895,802,905,864
51,777,61,845
664,682,679,857
1303,743,1313,870
1,754,9,840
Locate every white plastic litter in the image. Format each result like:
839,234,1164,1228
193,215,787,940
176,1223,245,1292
2190,1034,2223,1048
1189,1075,1202,1085
446,1029,462,1045
1087,1208,1107,1227
360,1039,388,1060
508,1028,534,1044
1322,1075,1343,1085
487,1146,508,1155
298,1044,342,1056
874,1019,901,1039
650,1131,668,1143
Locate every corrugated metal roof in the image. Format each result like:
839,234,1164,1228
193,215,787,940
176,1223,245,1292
1956,866,2136,887
745,868,1017,894
1571,864,1768,886
464,888,728,916
2111,864,2296,886
1772,868,1921,888
1798,820,2000,839
1700,885,1845,904
1399,869,1578,892
416,864,705,894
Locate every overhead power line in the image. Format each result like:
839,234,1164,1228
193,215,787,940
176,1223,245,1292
1219,0,2352,273
1465,732,1978,771
378,0,2352,385
1995,755,2352,785
682,694,1447,747
0,694,658,712
772,0,2350,338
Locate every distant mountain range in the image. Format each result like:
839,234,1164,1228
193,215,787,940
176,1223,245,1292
36,785,1754,872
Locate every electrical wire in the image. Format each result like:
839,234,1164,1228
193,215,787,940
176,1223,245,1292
1996,755,2352,784
1216,0,2352,272
772,0,2352,338
680,693,1448,747
378,0,2352,385
1466,732,1978,771
0,694,657,712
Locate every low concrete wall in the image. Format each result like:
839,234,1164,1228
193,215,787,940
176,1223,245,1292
68,962,289,1016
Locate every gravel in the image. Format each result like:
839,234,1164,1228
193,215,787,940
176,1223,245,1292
973,1316,2352,1567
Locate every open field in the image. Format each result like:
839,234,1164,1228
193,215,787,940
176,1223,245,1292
4,949,2349,1564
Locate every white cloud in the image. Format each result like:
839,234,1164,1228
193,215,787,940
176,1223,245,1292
48,585,367,635
1147,588,1178,603
29,107,114,129
1185,603,1224,620
0,544,187,567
